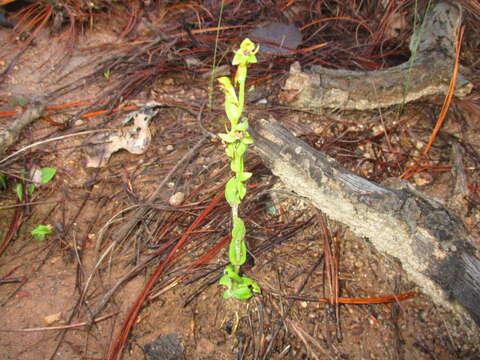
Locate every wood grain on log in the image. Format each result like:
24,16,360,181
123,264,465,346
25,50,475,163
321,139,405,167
249,117,480,329
280,2,473,110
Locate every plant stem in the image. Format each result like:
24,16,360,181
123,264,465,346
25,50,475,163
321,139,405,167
238,66,246,111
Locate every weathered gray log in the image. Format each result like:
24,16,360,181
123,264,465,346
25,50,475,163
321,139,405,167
279,2,473,110
249,117,480,329
0,97,45,155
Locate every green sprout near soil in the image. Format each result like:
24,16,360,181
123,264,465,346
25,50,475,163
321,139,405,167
103,68,112,81
217,38,261,300
31,224,53,242
13,167,56,201
1,168,56,242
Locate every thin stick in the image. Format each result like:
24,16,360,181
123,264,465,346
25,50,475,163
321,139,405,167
0,200,59,210
0,129,115,165
0,313,116,333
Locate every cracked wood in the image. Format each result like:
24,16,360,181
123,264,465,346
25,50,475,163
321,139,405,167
280,2,472,110
250,117,480,329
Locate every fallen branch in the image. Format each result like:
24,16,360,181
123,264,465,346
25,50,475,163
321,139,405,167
249,117,480,330
279,2,472,110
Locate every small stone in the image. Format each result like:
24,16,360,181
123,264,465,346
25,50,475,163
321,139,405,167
169,192,185,206
355,260,364,268
256,98,268,105
144,333,183,360
44,312,62,325
372,124,384,136
166,144,174,151
184,56,203,68
249,23,302,56
413,172,433,186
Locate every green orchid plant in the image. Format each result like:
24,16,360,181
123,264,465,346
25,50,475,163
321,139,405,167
217,38,261,300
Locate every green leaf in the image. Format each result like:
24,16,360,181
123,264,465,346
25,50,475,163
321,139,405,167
230,277,261,300
230,155,243,174
232,217,246,240
218,77,241,125
228,235,246,266
219,274,233,288
237,182,247,200
228,285,253,300
28,184,35,196
234,119,249,132
218,132,237,143
225,177,240,206
218,76,235,94
14,183,23,201
225,102,242,126
239,172,252,182
219,266,260,300
226,143,235,158
241,135,253,145
229,217,247,266
0,173,6,190
31,224,53,242
40,167,56,184
224,265,242,282
240,276,261,294
235,141,248,157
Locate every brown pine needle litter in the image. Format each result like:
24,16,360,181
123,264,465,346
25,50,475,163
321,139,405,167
1,1,480,359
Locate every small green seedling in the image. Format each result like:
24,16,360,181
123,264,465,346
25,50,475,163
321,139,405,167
14,185,24,201
39,167,56,184
13,167,56,201
104,69,112,80
217,38,261,300
31,224,53,242
9,168,57,243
